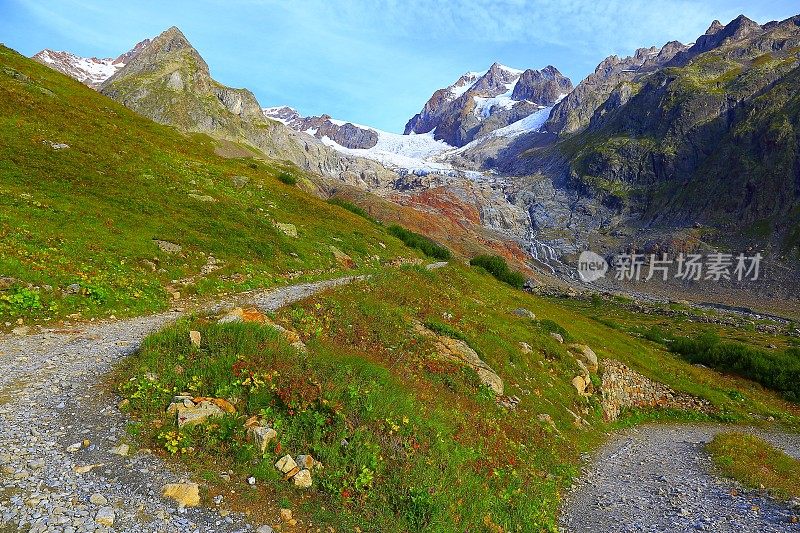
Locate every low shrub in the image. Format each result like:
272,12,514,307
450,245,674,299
277,171,297,185
470,255,525,289
671,332,800,402
388,225,451,260
327,198,375,222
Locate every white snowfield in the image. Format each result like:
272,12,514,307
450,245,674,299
266,64,560,176
320,129,456,174
36,50,122,86
473,82,517,118
311,98,562,175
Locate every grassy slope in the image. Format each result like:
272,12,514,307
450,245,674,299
707,432,800,500
117,263,800,531
0,46,415,326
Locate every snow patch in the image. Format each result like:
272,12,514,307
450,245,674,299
472,82,517,118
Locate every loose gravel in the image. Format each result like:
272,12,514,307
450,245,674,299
559,424,800,532
0,276,361,532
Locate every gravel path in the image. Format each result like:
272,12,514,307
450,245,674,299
0,276,362,532
559,424,800,532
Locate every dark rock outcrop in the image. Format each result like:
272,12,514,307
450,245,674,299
404,63,572,146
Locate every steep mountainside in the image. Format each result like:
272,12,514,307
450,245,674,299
548,15,800,256
98,27,400,189
32,39,150,89
0,44,413,324
404,63,572,146
543,42,687,135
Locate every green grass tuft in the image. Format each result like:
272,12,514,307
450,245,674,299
707,432,800,500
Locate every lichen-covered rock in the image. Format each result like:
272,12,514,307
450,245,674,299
247,426,277,454
162,482,200,508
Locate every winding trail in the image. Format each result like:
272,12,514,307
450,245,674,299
559,424,800,532
0,275,363,532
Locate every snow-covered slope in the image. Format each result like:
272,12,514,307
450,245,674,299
32,39,150,89
403,63,572,146
321,129,456,174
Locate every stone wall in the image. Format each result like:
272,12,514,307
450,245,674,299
600,359,712,421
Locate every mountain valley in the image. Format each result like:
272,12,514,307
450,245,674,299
3,7,800,532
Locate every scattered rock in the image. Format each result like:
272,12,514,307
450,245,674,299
280,509,293,522
519,341,532,354
257,526,274,533
188,193,217,203
189,330,201,347
512,308,536,319
73,463,104,474
572,375,588,395
0,277,18,290
231,175,250,189
45,141,69,150
89,493,108,506
95,506,115,527
330,245,356,269
175,398,230,428
153,239,182,253
497,395,521,409
11,326,30,336
276,222,298,238
569,344,598,373
247,425,278,454
292,468,312,488
415,322,503,395
64,283,81,295
218,306,268,324
294,454,320,470
550,332,564,344
66,442,82,453
109,443,130,456
162,482,200,508
275,454,298,474
247,476,256,486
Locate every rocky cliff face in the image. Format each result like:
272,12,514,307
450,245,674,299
98,27,400,189
544,41,687,135
264,109,379,149
32,39,150,89
404,63,572,146
528,14,800,258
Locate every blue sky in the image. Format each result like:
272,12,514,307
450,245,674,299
2,0,798,132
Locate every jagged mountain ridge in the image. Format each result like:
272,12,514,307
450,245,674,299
404,62,573,146
512,14,800,260
32,39,150,89
264,107,379,150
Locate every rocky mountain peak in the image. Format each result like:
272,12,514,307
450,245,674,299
705,20,724,35
404,62,571,146
263,106,301,124
511,66,573,105
113,38,151,65
102,26,210,90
